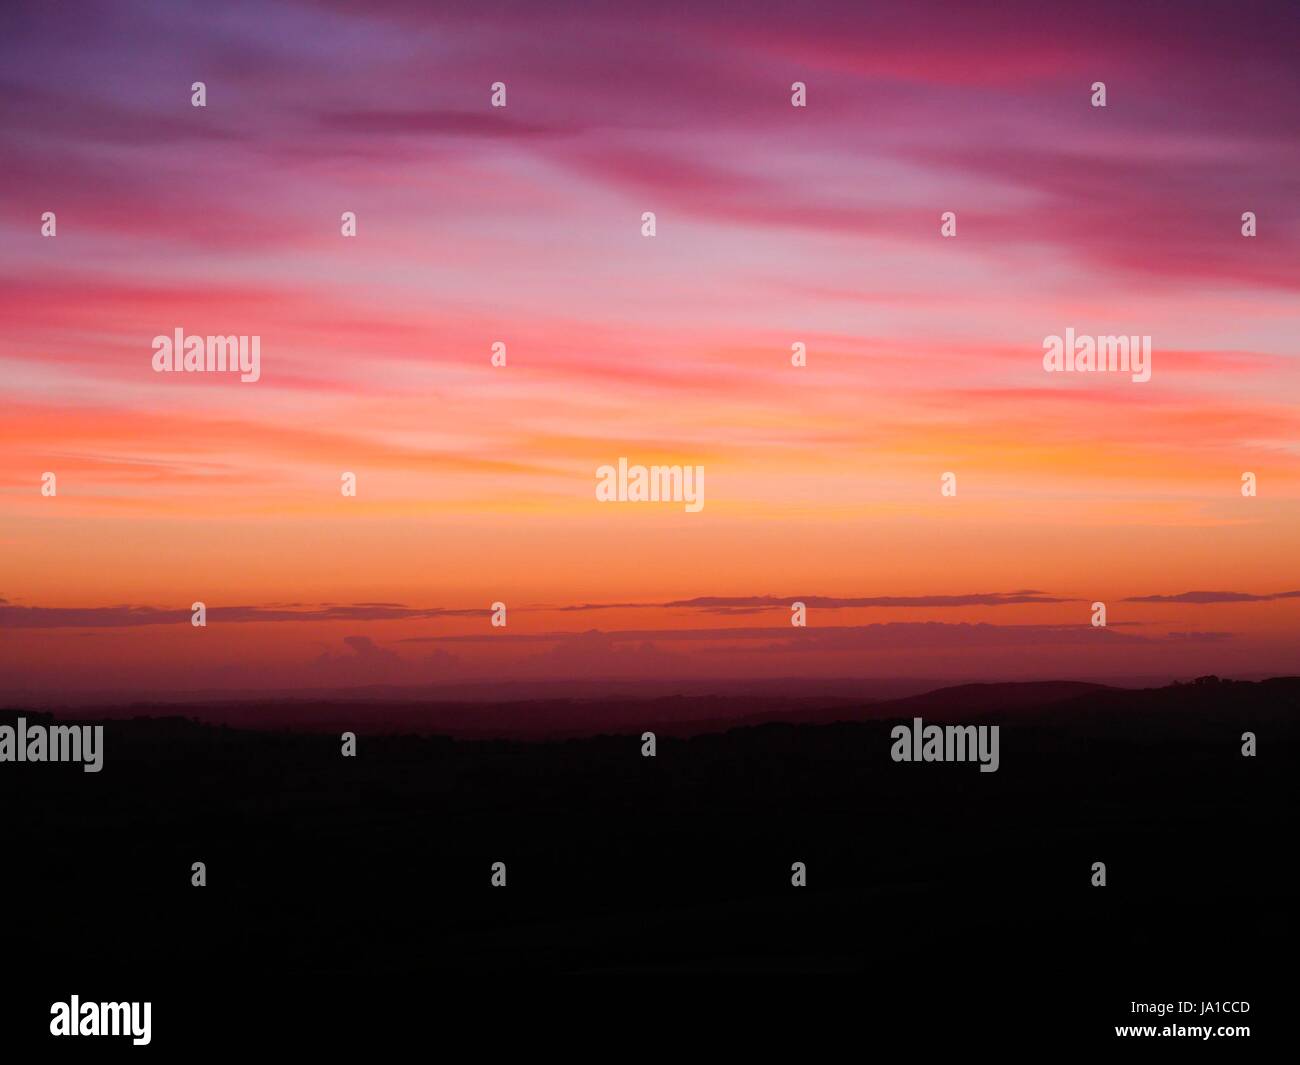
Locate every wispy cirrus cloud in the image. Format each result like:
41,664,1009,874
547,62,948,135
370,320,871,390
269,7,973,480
0,603,489,629
317,108,578,139
552,591,1074,613
1124,591,1300,604
3,0,1299,697
1167,631,1235,642
408,621,1154,649
661,592,1078,614
8,589,1283,630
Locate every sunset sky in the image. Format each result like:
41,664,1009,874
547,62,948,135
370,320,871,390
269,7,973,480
2,0,1298,699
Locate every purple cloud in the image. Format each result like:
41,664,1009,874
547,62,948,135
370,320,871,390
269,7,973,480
1124,591,1300,604
0,603,489,629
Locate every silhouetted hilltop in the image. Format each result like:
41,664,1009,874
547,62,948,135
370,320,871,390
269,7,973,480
3,672,1294,1042
869,679,1115,716
6,675,1298,740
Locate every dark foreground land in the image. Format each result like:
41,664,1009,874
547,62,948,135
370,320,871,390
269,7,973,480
2,677,1294,1050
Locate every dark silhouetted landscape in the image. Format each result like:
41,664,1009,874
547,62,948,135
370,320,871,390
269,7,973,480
5,677,1293,1047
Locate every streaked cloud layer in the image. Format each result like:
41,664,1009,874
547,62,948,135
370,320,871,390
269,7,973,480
1,1,1297,696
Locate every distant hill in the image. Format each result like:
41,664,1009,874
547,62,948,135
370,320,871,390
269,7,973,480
2,674,1294,989
866,680,1117,716
4,676,1296,740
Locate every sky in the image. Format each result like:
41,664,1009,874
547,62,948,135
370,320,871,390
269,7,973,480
1,0,1298,700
